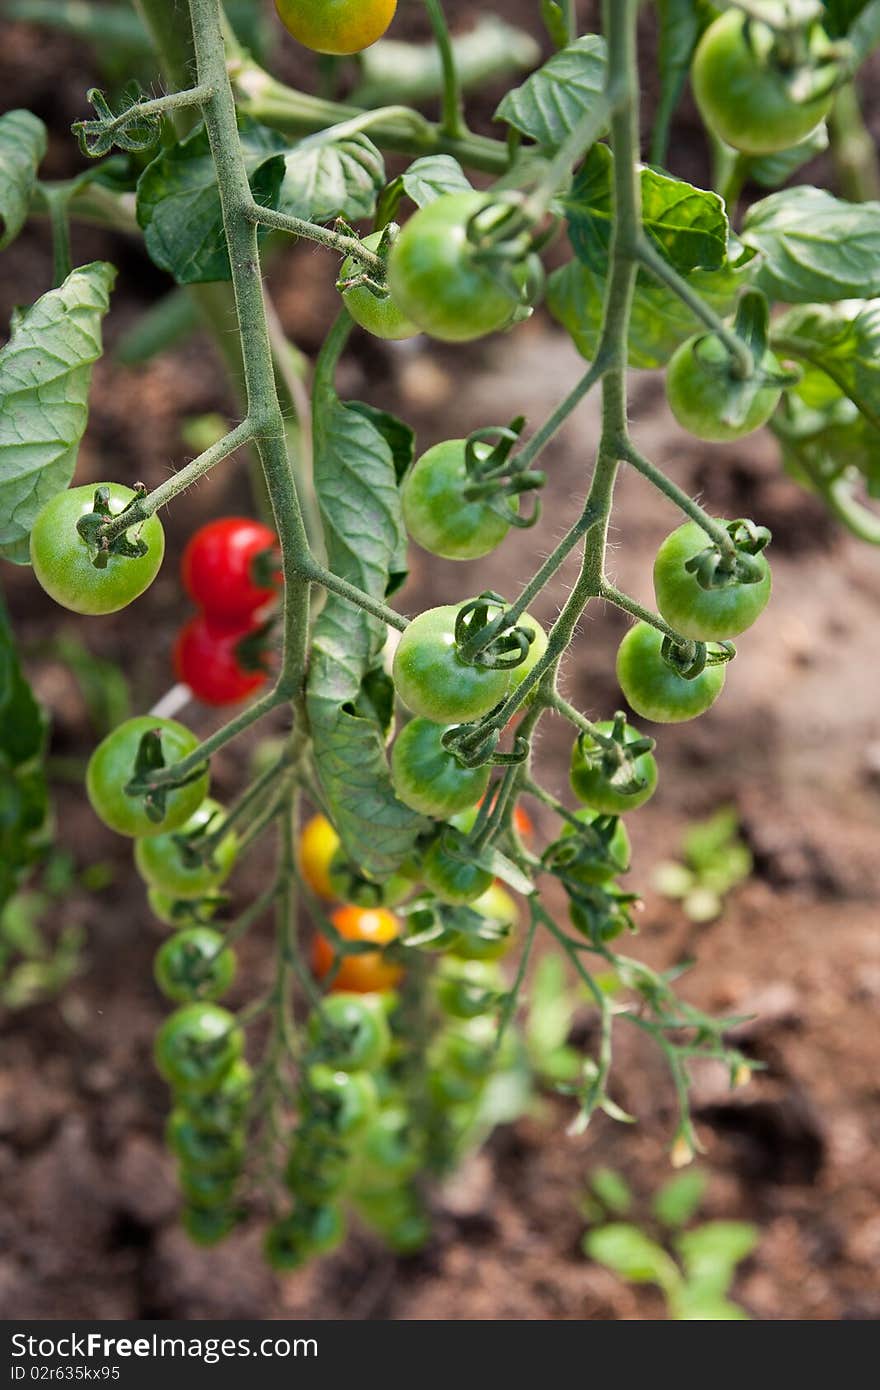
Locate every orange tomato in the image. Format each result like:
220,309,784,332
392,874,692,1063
275,0,397,56
313,905,404,993
299,814,340,900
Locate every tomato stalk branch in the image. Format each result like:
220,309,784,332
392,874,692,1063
423,0,469,139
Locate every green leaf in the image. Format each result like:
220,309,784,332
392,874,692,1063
376,155,471,230
306,393,424,879
0,110,47,251
346,401,415,488
590,1168,633,1216
494,34,608,151
585,1223,681,1292
276,133,385,226
547,250,753,369
540,0,571,49
747,123,828,189
675,1221,759,1296
136,118,285,284
564,145,728,276
822,0,872,36
652,1169,707,1228
0,261,115,563
741,188,880,303
772,299,880,433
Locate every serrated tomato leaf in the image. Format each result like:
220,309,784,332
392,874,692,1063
136,118,285,284
0,110,47,251
494,34,607,151
306,392,423,878
564,145,728,276
741,187,880,303
0,261,115,564
277,132,385,225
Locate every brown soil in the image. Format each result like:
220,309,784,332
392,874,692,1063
1,2,879,1323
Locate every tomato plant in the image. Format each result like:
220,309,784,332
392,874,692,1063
4,0,878,1271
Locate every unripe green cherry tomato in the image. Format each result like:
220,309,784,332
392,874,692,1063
436,960,503,1019
153,928,237,1004
307,992,391,1071
569,720,658,815
135,798,237,898
508,613,548,699
165,1109,244,1172
653,521,772,641
340,231,420,340
401,440,517,560
450,881,519,961
354,1105,422,1186
148,887,220,930
182,1203,238,1247
87,716,209,838
383,1210,432,1255
422,832,493,905
666,334,782,443
154,1003,243,1094
391,717,490,819
617,622,726,724
388,192,533,343
274,0,396,55
569,893,628,945
561,809,631,885
353,1184,420,1228
326,852,412,909
285,1139,350,1204
393,604,512,724
177,1058,253,1131
428,1066,483,1106
178,1166,238,1209
29,484,165,615
304,1064,378,1138
692,10,833,156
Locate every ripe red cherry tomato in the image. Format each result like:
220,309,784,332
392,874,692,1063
174,614,269,707
181,518,279,622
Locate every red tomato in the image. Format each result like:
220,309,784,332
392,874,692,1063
313,905,403,993
181,518,280,621
175,613,269,706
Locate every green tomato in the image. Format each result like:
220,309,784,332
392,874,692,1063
326,852,413,909
560,809,631,885
388,192,533,343
383,1210,432,1255
339,230,420,340
178,1165,239,1209
265,1204,345,1270
436,959,503,1020
616,622,726,724
391,716,490,819
147,887,220,930
402,440,517,561
666,334,782,443
29,484,165,616
354,1105,422,1187
304,1064,378,1138
569,719,658,815
176,1059,253,1132
692,10,833,157
181,1203,238,1247
153,928,237,1004
448,882,519,962
134,798,237,898
165,1109,244,1172
87,716,209,838
154,1003,243,1094
422,831,493,906
653,520,772,641
393,604,513,724
508,613,548,699
307,992,391,1071
569,891,629,945
285,1138,351,1204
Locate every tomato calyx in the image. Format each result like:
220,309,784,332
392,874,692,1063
123,726,209,825
454,591,536,672
544,814,630,886
567,881,641,947
334,217,395,300
685,519,772,592
75,484,151,568
576,713,655,799
459,418,545,530
741,11,844,103
660,635,736,681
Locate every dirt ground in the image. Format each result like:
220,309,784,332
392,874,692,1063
1,2,879,1322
